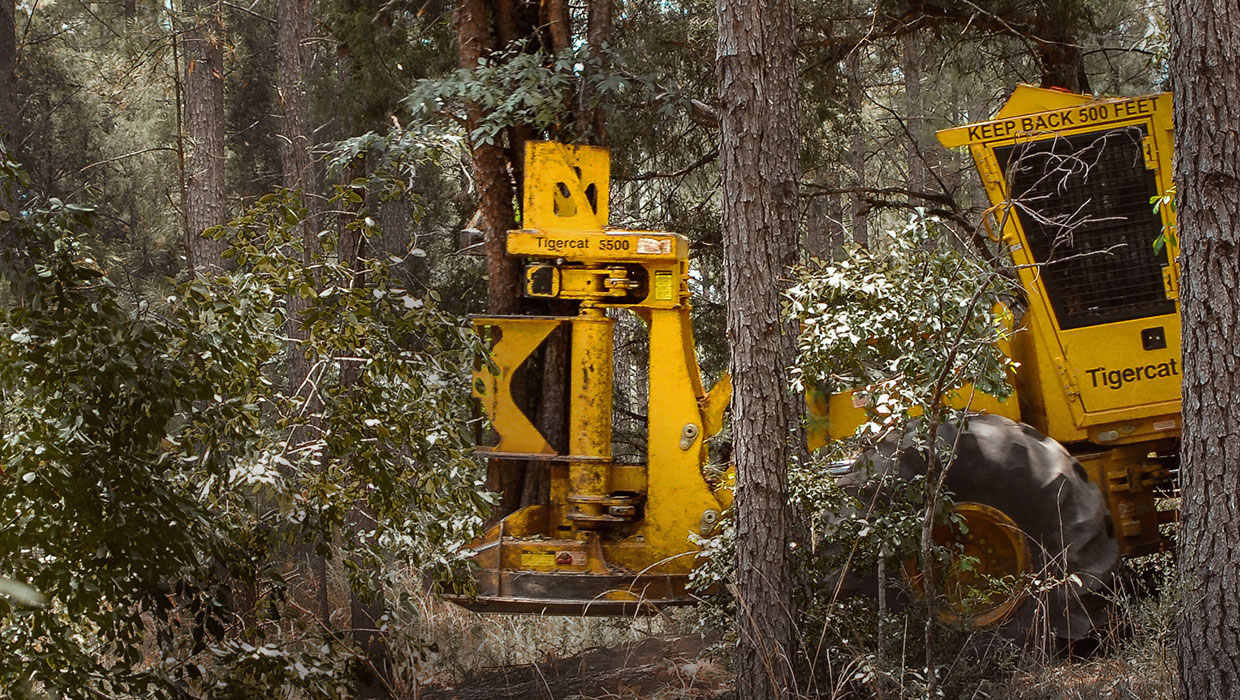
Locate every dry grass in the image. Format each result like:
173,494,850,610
974,656,1174,700
383,577,1179,700
971,558,1180,700
319,551,1181,699
392,591,694,691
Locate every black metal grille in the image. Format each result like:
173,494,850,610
996,126,1175,330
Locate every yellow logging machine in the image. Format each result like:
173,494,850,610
452,86,1181,642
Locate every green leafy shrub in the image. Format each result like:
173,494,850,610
0,158,491,697
693,215,1020,697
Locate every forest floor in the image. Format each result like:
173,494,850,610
411,611,1175,700
417,633,729,700
414,628,1176,700
408,560,1178,700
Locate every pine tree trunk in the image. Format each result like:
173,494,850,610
337,166,392,699
1035,39,1091,94
276,0,328,624
277,0,315,208
182,0,228,275
457,0,519,315
0,0,14,220
1031,0,1091,95
0,0,17,159
716,0,801,695
278,0,319,396
847,49,868,247
350,585,390,699
903,32,924,199
1170,0,1240,695
543,0,570,55
584,0,611,143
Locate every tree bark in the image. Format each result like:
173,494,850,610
337,163,392,699
1035,38,1091,94
903,32,925,198
278,0,320,397
458,0,520,315
716,0,801,695
0,0,17,160
350,584,390,699
277,0,316,207
847,48,867,247
276,0,329,625
182,0,228,275
1170,0,1240,695
522,324,568,506
543,0,571,54
1028,0,1091,93
584,0,612,143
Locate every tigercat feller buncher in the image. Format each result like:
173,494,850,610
451,85,1180,640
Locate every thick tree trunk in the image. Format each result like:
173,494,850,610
716,0,801,695
1035,39,1091,94
278,0,320,397
543,0,570,54
1170,0,1240,695
276,0,329,625
457,0,520,316
584,0,612,143
0,0,14,219
277,0,315,207
903,32,924,198
1031,0,1091,95
350,585,390,699
336,170,392,699
0,0,16,159
182,0,228,275
522,325,569,506
847,49,867,247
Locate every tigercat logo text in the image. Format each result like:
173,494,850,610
1085,359,1179,391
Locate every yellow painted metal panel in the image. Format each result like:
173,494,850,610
565,310,615,526
611,306,723,574
471,317,562,455
700,372,732,440
820,386,1020,443
507,230,688,262
1062,319,1181,413
937,88,1164,148
940,87,1181,444
993,84,1093,118
522,141,610,232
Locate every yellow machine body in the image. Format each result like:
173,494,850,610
456,143,731,613
937,85,1181,556
457,87,1182,615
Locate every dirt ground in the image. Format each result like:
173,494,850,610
417,634,731,700
413,625,1176,699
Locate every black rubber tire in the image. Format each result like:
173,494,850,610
864,413,1118,644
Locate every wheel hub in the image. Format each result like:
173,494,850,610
935,502,1033,627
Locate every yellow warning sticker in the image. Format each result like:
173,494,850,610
654,271,674,301
521,550,556,569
